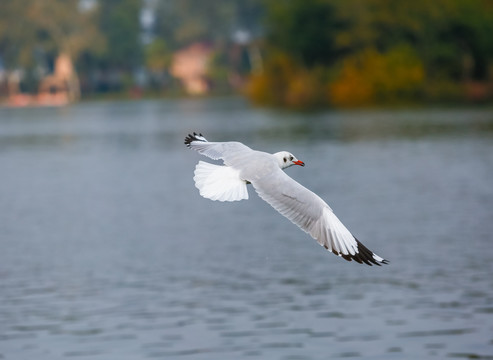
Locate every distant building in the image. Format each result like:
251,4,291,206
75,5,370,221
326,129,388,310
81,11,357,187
37,53,74,106
4,53,78,107
170,43,213,95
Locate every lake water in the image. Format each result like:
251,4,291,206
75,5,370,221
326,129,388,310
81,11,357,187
1,98,492,360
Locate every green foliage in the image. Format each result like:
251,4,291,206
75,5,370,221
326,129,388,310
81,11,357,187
247,0,493,108
0,0,103,68
145,39,171,72
0,0,32,67
99,0,142,69
154,0,263,49
207,50,233,93
265,0,344,67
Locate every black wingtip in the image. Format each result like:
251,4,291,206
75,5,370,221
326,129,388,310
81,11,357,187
184,132,205,147
331,238,388,266
354,238,388,266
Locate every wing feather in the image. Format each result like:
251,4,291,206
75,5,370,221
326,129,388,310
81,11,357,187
185,133,253,165
252,169,387,265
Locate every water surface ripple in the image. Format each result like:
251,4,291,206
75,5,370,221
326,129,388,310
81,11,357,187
1,99,492,359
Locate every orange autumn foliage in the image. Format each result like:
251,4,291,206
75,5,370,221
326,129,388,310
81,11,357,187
329,46,425,107
246,52,328,110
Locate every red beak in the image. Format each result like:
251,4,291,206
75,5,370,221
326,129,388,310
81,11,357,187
294,160,305,166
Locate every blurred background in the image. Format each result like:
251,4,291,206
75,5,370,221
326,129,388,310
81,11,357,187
1,1,493,360
0,0,493,108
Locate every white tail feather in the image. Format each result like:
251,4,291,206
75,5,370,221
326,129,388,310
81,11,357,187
193,161,248,202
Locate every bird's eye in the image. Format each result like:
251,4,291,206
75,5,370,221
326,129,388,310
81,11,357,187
289,156,293,161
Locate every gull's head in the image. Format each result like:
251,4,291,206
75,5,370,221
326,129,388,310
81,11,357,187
274,151,305,169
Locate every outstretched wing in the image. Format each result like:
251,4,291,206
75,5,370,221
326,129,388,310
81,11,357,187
251,169,388,266
185,133,253,165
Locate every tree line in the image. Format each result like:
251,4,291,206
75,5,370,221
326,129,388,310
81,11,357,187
248,0,493,108
0,0,262,97
1,0,492,108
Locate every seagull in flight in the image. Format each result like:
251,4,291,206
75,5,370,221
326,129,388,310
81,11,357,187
185,132,388,266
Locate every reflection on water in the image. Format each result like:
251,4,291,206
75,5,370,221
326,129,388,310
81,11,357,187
1,98,493,359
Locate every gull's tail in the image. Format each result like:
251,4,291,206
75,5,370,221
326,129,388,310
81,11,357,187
193,161,249,202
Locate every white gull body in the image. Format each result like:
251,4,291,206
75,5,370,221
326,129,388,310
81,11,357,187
185,133,388,266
